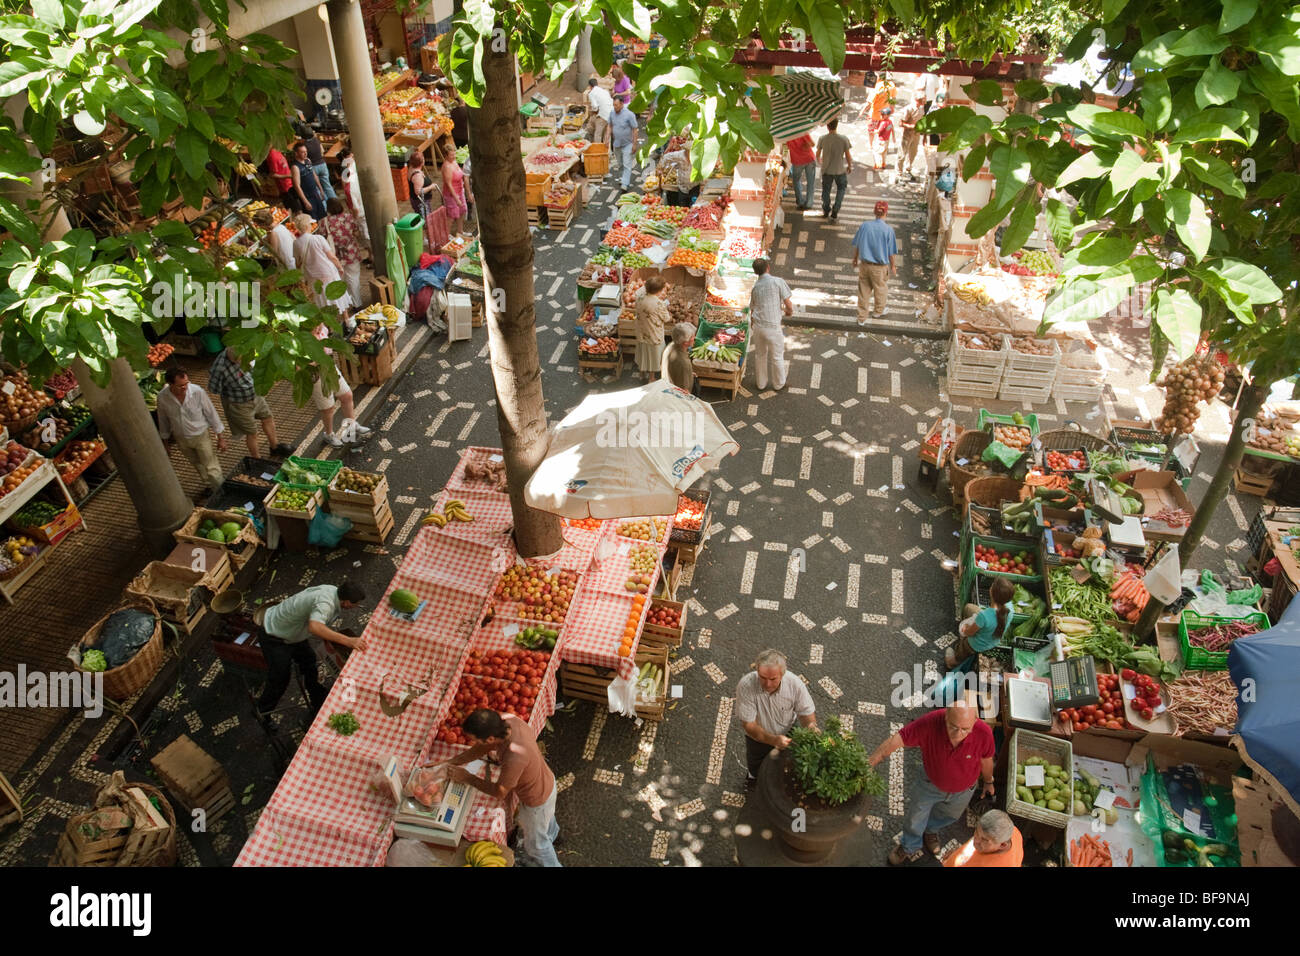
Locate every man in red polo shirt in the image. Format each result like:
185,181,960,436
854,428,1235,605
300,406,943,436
869,699,996,864
785,132,817,211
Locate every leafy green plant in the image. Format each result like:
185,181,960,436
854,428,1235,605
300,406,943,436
787,716,885,806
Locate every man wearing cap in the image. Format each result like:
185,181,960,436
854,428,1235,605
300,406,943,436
897,90,927,181
851,201,899,322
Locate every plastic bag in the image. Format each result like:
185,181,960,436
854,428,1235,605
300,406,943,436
981,440,1024,470
1227,583,1262,606
606,669,639,718
99,609,157,669
386,839,444,867
308,509,352,547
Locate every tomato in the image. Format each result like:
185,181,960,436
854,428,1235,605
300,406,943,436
1083,704,1097,715
1074,722,1087,732
1102,702,1114,714
1106,720,1123,729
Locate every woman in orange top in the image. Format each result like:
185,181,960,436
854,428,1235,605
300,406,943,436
860,79,895,159
942,810,1024,867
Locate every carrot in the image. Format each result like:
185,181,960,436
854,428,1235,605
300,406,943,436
1127,847,1133,867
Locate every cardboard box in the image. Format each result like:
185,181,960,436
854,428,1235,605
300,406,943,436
1232,776,1298,867
1125,470,1194,539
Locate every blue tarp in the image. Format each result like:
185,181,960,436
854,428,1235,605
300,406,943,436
408,255,454,299
1228,596,1300,806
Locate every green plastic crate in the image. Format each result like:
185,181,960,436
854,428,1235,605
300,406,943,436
977,409,1041,436
966,533,1043,584
1178,610,1269,671
274,456,342,489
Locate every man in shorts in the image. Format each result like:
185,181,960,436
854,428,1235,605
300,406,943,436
208,347,292,458
311,359,372,448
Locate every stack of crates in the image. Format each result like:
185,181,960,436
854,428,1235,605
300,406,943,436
946,330,1006,399
1000,335,1061,404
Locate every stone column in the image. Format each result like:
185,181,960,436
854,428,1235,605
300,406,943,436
576,26,594,90
329,0,399,273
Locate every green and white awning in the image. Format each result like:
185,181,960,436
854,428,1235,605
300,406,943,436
769,71,844,142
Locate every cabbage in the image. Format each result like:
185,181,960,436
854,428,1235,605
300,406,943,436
82,649,108,672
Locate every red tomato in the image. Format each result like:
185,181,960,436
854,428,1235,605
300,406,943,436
1073,722,1087,732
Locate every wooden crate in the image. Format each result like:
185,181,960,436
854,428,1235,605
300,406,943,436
546,202,576,231
150,735,236,826
264,485,322,520
1234,463,1276,497
118,787,173,866
328,471,389,510
578,351,623,381
172,508,261,571
527,205,545,227
559,643,670,722
471,300,485,328
693,356,745,401
668,525,708,564
51,807,134,866
639,597,686,648
525,173,551,206
344,499,395,543
0,771,21,831
126,557,231,625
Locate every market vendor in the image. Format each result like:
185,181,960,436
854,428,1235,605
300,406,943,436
256,581,368,720
265,146,301,214
585,77,613,145
634,275,671,381
659,139,699,207
944,577,1014,670
735,649,817,786
942,809,1023,867
447,709,561,867
296,124,337,202
156,367,227,499
869,698,996,865
661,322,697,393
290,141,328,221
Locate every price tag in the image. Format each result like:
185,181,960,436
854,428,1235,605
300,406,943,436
1182,808,1202,832
261,472,275,481
586,338,597,346
1024,765,1045,787
1,381,14,396
725,327,739,335
707,342,719,352
956,458,969,466
234,632,252,645
546,566,561,576
1123,684,1137,700
977,561,988,570
1213,726,1230,736
1051,603,1062,609
243,501,255,512
1093,789,1116,809
617,540,631,555
488,454,504,463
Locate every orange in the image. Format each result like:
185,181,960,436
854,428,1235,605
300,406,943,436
618,645,631,657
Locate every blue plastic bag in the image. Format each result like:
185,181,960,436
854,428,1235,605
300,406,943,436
308,509,352,547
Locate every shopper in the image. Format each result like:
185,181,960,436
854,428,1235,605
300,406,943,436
858,76,895,156
337,149,370,246
319,198,367,308
785,132,816,210
658,139,697,207
634,275,671,381
945,577,1015,669
735,649,817,786
438,138,468,238
292,213,351,316
156,367,227,498
448,709,562,867
406,152,437,251
448,94,469,150
897,90,926,180
254,207,296,270
265,146,301,214
868,698,996,865
297,125,337,201
851,200,899,322
815,119,853,221
610,62,632,107
747,258,793,391
943,810,1024,867
873,107,895,170
585,77,613,145
207,347,292,458
609,98,640,192
310,326,372,448
290,141,328,221
256,581,367,719
661,322,697,393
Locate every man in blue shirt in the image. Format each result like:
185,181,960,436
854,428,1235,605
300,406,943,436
609,99,640,191
851,200,899,322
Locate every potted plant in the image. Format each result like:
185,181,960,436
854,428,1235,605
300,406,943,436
753,717,886,864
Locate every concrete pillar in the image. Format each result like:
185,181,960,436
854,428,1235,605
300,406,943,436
329,0,399,273
576,27,593,90
293,6,340,80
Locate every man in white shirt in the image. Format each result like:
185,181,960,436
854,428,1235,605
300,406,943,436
255,208,296,270
156,367,228,496
735,648,817,786
747,258,794,391
585,77,613,146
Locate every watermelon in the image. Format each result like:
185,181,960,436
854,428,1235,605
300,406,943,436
206,529,225,542
219,522,242,541
390,588,419,613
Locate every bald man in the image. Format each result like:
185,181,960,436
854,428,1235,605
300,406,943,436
869,699,996,865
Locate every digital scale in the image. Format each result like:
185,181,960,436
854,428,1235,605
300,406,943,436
1049,655,1101,709
592,284,622,308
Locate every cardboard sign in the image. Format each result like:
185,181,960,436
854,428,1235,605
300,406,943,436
1024,765,1045,787
1093,789,1116,809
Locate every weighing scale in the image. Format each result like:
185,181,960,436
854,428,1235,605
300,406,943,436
1007,677,1054,728
1049,655,1100,709
1108,514,1147,549
1087,478,1128,524
592,284,622,308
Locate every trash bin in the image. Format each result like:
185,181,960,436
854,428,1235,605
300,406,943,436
198,328,224,354
394,213,424,268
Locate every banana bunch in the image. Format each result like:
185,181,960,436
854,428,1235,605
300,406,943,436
236,161,259,179
464,840,507,867
952,281,993,306
422,498,474,527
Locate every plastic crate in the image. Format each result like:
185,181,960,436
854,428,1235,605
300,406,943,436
668,489,709,545
1003,335,1061,373
1178,610,1269,671
998,380,1054,404
950,330,1008,372
946,375,1002,400
977,410,1041,435
965,534,1042,584
273,456,341,488
1006,729,1073,829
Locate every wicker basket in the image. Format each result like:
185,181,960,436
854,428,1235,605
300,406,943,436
73,598,164,701
53,771,176,867
947,430,993,503
1037,425,1116,454
963,476,1027,517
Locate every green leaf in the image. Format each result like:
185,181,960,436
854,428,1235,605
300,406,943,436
31,0,65,29
962,142,987,180
1096,254,1163,287
188,109,215,141
1132,29,1185,70
1014,79,1049,102
1043,198,1075,250
1108,150,1146,193
464,0,495,35
0,59,48,99
1171,120,1248,146
965,195,1015,239
918,105,974,135
1094,110,1147,138
1220,0,1257,33
630,0,653,41
939,113,993,152
1195,59,1241,108
649,65,702,90
1056,149,1108,188
1210,258,1283,303
963,79,1003,106
113,0,162,33
1165,188,1211,261
1171,24,1231,57
1041,277,1128,327
1076,235,1136,268
1257,32,1300,75
203,68,229,101
988,144,1031,207
1183,154,1247,198
174,127,209,179
1153,288,1203,360
1140,75,1173,130
998,187,1039,255
804,2,845,73
591,27,613,75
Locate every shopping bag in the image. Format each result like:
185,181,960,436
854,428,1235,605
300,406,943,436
308,509,352,547
607,669,639,718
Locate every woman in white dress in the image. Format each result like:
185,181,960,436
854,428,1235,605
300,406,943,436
291,213,352,316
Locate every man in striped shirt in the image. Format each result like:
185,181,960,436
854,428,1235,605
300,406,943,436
208,348,292,458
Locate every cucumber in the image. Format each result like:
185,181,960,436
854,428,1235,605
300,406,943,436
1034,487,1068,501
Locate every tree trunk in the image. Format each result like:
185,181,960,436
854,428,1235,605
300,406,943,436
576,27,594,90
1132,380,1270,638
467,33,563,558
73,357,194,556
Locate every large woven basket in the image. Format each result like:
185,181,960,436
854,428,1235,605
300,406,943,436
74,597,164,702
963,476,1028,517
948,430,993,502
54,771,177,867
1037,423,1116,454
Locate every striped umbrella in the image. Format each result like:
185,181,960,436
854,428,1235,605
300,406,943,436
769,71,844,142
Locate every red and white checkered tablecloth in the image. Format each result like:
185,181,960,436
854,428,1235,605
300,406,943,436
238,448,680,865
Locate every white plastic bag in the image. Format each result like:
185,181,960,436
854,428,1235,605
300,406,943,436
607,669,639,717
1144,544,1182,604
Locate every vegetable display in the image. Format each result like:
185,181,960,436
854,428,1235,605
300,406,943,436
1164,670,1237,736
1184,618,1262,651
80,649,108,672
1014,756,1071,812
1058,672,1131,731
1050,567,1117,622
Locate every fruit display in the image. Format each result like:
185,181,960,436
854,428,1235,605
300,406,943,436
12,500,63,527
720,234,764,259
353,303,403,328
705,287,747,308
617,517,668,542
139,373,164,410
493,566,579,623
1045,449,1088,471
1121,668,1166,723
147,343,175,366
389,588,421,614
270,487,315,512
681,196,728,231
80,649,107,672
992,424,1032,450
1155,355,1225,434
667,247,717,270
602,225,657,250
437,649,550,743
973,544,1035,576
44,368,78,398
667,286,704,326
689,341,743,364
582,320,617,339
230,469,273,489
54,439,105,480
635,659,664,702
514,624,558,650
645,204,689,223
620,594,648,656
1,443,39,496
1058,673,1132,732
565,517,601,530
334,467,382,494
1013,756,1072,813
1245,412,1300,458
957,331,1001,351
673,495,704,531
464,840,508,867
347,323,381,349
197,517,244,544
579,337,619,356
373,70,404,91
951,278,994,306
1110,570,1150,622
421,497,473,527
543,181,578,208
462,455,508,492
645,602,680,630
0,370,53,427
0,535,41,575
1006,335,1055,355
639,217,677,240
